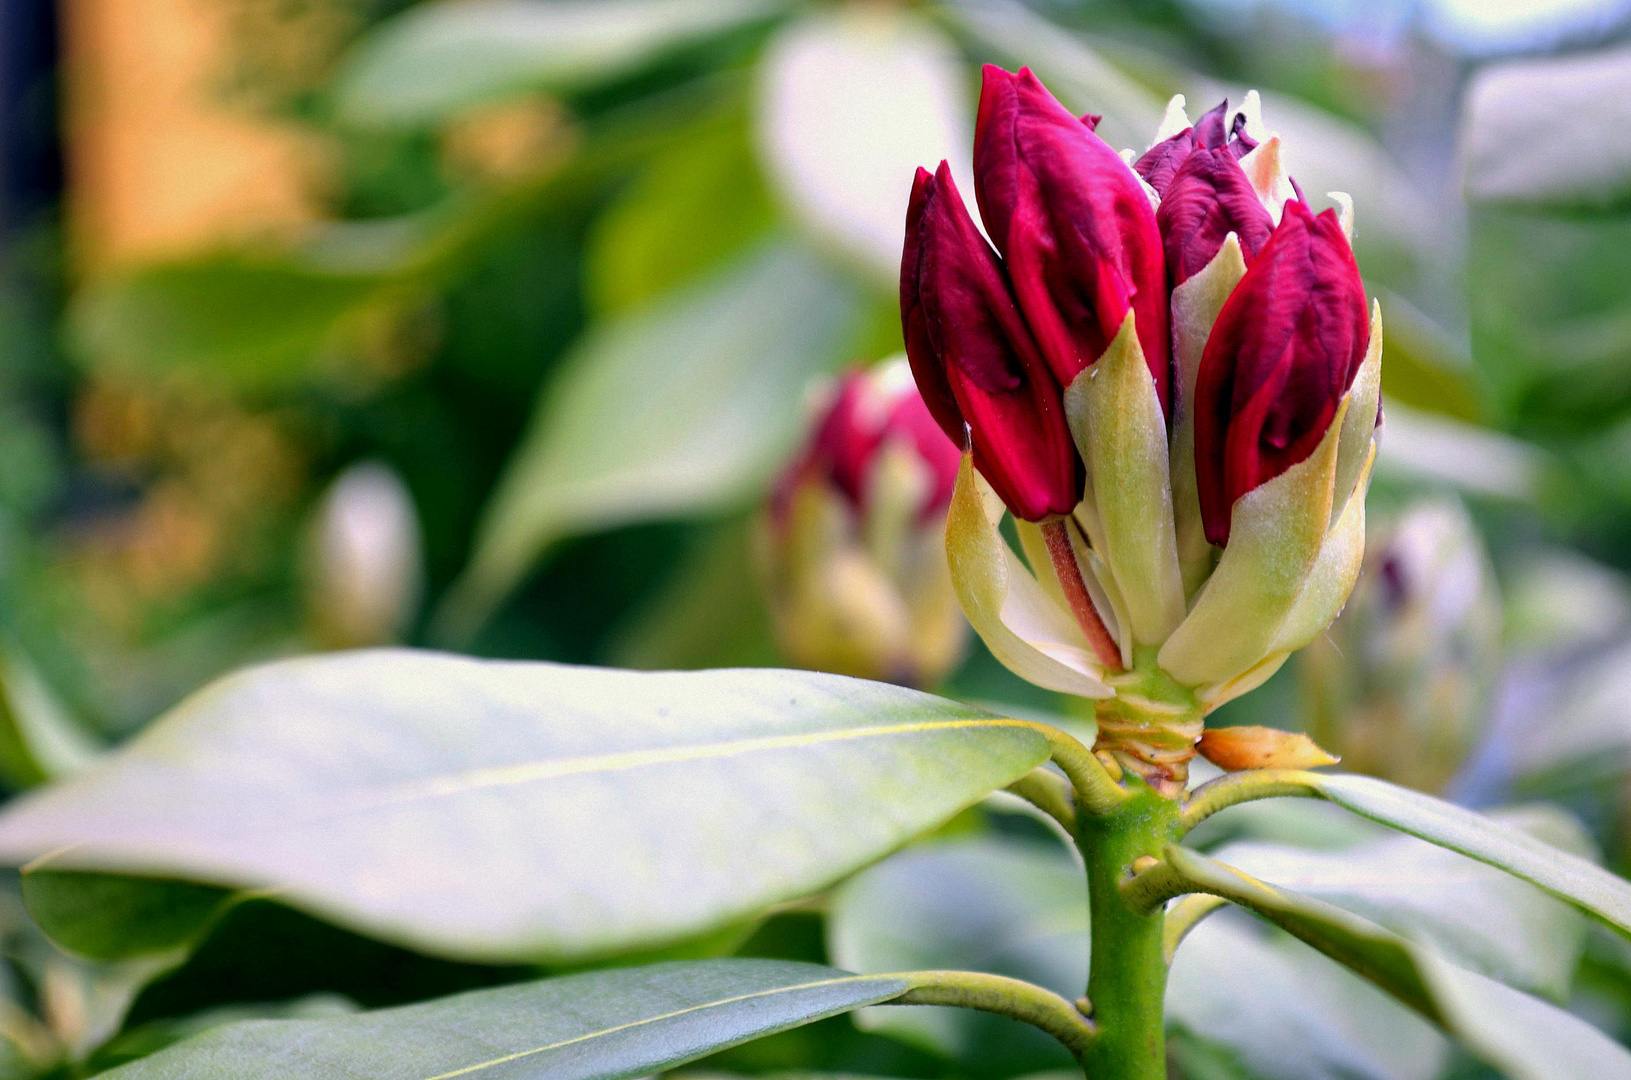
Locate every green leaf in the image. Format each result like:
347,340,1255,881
68,255,399,392
1415,946,1631,1080
21,871,236,962
584,102,777,317
333,0,790,128
829,838,1085,1071
0,651,1050,964
1169,916,1448,1080
1211,805,1588,999
0,644,102,790
1164,847,1631,1080
95,959,909,1080
1309,772,1631,939
435,239,861,640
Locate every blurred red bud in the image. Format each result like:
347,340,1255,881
901,162,1082,522
772,366,961,530
1192,199,1370,546
972,66,1169,410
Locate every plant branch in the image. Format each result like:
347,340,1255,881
885,969,1096,1059
1179,768,1323,833
1006,767,1079,840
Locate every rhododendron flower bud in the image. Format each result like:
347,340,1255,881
1192,199,1370,547
760,359,967,689
1156,145,1274,288
905,75,1382,796
972,65,1169,407
901,162,1080,522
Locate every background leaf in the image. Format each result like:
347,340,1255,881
21,872,235,963
96,959,909,1080
437,239,862,639
333,0,791,128
0,651,1050,964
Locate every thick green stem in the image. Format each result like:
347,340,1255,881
886,970,1097,1060
1075,782,1181,1080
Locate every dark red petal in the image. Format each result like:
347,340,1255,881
902,161,1081,521
972,65,1171,412
1194,100,1229,148
1134,128,1198,196
1156,146,1275,287
1192,200,1370,545
902,165,967,447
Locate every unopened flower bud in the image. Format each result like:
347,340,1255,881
902,162,1081,522
1192,198,1371,547
907,76,1382,795
973,65,1169,408
1301,499,1501,794
306,461,423,649
760,360,967,689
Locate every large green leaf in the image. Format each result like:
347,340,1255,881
96,959,908,1080
1309,772,1631,938
21,871,235,963
829,838,1085,1072
1162,846,1631,1080
333,0,790,128
1168,916,1447,1080
1211,805,1588,999
435,239,861,640
0,651,1049,964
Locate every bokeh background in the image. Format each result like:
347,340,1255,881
4,0,1631,1075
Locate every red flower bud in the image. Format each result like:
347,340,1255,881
901,162,1081,522
1192,200,1369,546
1156,145,1275,288
1135,99,1258,196
972,66,1170,411
771,366,961,529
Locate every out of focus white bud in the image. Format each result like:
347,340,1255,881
1301,498,1502,793
307,461,424,648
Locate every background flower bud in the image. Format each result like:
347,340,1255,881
760,360,967,689
1192,198,1370,546
901,162,1081,521
305,460,424,649
1300,498,1502,794
972,65,1169,408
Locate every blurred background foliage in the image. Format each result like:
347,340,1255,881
4,0,1631,1076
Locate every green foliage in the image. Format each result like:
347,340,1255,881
20,872,235,963
95,959,908,1080
0,652,1049,964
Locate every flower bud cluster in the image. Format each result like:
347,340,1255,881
902,68,1382,792
759,359,967,689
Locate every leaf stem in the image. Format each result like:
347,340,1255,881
885,970,1097,1059
1179,768,1323,833
1005,768,1079,840
1026,722,1131,817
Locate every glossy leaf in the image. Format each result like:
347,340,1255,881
436,240,861,640
756,8,971,283
1167,847,1631,1080
333,0,789,128
22,871,236,963
1211,805,1587,998
1311,772,1631,939
95,959,909,1080
0,651,1050,963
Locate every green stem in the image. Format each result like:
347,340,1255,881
1075,782,1181,1080
884,970,1097,1060
1179,768,1322,833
